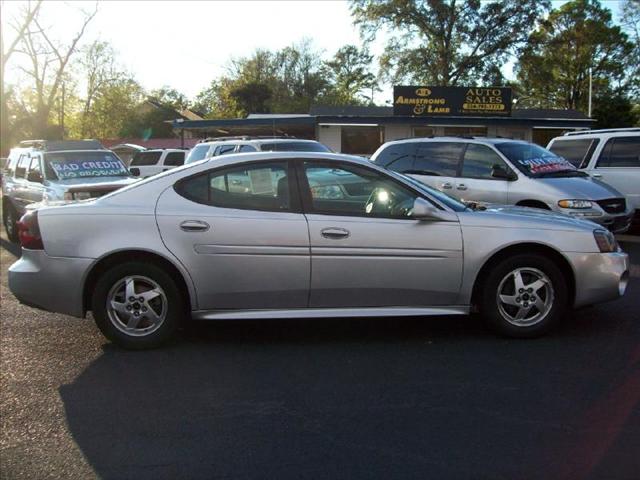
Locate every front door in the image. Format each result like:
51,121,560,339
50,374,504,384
156,160,310,310
299,160,463,308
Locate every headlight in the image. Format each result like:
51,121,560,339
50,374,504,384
558,199,593,209
593,229,618,253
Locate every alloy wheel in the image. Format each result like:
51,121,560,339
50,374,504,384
496,267,554,327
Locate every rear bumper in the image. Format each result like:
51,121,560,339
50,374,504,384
8,249,93,318
567,251,630,308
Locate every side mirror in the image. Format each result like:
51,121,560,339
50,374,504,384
27,170,43,183
411,197,452,221
491,165,516,181
129,167,140,177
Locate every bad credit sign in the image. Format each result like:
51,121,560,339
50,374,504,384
393,86,512,116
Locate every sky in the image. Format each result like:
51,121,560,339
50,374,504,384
0,0,626,105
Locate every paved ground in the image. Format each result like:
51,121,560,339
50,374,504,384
1,229,639,480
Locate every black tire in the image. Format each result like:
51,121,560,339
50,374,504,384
480,254,568,338
3,202,19,243
91,261,184,349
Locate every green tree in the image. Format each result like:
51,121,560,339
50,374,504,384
323,45,377,105
516,0,635,111
350,0,548,86
592,93,640,128
148,86,190,110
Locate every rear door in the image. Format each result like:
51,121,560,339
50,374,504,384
299,159,463,308
161,151,185,172
130,151,162,178
156,160,310,310
455,143,512,205
11,154,32,213
409,142,465,197
594,136,640,210
23,155,45,205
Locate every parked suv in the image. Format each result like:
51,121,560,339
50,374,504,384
185,137,331,164
371,137,633,233
2,140,137,242
128,149,186,178
547,128,639,227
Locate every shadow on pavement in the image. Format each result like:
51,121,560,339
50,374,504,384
0,236,21,258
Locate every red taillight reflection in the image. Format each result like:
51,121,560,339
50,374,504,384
18,210,44,250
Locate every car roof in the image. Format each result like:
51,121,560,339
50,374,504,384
384,136,528,146
198,151,370,168
193,138,319,147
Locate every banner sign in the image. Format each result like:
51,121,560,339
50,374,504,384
393,86,512,116
49,159,128,179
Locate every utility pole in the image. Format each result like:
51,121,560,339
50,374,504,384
588,68,592,118
60,81,66,139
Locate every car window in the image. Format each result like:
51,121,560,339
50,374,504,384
548,139,599,168
164,151,185,166
495,142,581,178
15,155,30,178
413,142,464,176
44,151,129,179
238,145,257,152
6,152,21,176
259,142,330,152
375,143,415,170
131,151,162,166
461,144,509,179
175,162,291,212
185,144,210,164
597,136,640,167
28,156,41,176
303,162,418,219
218,144,236,155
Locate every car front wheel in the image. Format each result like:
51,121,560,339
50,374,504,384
480,254,568,338
92,261,184,349
3,203,19,243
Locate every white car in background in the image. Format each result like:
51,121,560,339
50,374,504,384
547,128,640,227
128,149,186,178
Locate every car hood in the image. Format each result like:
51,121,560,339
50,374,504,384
460,204,599,231
47,176,139,191
535,176,623,200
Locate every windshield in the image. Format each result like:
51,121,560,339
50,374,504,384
495,142,584,178
185,144,211,164
44,151,129,180
396,173,469,212
260,142,330,152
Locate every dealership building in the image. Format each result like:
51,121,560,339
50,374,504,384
171,87,595,155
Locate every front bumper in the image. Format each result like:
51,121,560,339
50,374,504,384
567,250,630,308
8,249,93,318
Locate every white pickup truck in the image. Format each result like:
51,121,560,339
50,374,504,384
128,149,186,178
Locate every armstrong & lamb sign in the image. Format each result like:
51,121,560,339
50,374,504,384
393,86,512,116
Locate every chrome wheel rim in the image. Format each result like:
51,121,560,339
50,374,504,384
496,267,554,327
106,275,167,337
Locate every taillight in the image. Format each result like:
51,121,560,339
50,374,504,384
18,210,44,250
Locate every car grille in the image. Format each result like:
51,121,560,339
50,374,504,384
597,198,626,214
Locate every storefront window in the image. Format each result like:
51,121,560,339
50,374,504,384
412,126,435,137
532,128,570,147
443,126,488,137
341,126,383,156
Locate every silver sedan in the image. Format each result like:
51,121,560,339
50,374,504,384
8,152,630,349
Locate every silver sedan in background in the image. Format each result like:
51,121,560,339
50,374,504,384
9,152,630,349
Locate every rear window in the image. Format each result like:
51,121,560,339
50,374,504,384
44,151,129,179
259,142,330,152
375,143,415,170
185,144,211,164
164,151,185,166
598,136,640,167
413,142,464,176
548,139,599,168
131,151,162,166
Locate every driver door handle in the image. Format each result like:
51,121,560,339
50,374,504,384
180,220,210,232
321,227,350,239
441,182,453,189
457,184,468,191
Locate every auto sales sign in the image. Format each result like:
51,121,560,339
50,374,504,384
393,86,512,116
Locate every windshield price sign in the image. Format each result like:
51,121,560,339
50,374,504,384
393,86,512,116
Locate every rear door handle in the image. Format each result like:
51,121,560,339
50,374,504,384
180,220,210,232
441,182,453,189
592,173,602,178
457,184,468,191
321,227,350,239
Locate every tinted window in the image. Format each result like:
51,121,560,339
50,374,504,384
176,162,290,212
238,145,257,152
341,126,383,155
185,144,210,164
598,137,640,167
413,143,463,176
303,162,418,218
548,139,598,168
16,155,30,178
260,142,330,152
461,144,508,179
164,151,185,166
375,143,415,169
131,151,162,166
217,145,236,156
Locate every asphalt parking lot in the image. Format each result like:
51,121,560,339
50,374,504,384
1,230,639,480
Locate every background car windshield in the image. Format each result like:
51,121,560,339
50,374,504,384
185,144,210,163
44,152,129,180
495,142,577,177
260,142,330,152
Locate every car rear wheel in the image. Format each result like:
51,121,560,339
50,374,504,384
3,203,19,243
480,254,568,338
92,261,184,349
